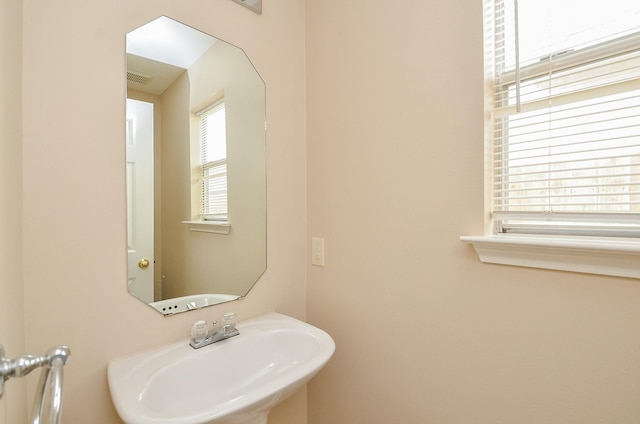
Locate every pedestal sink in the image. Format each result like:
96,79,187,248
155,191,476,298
107,313,335,424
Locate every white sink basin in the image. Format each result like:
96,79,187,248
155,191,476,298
107,313,335,424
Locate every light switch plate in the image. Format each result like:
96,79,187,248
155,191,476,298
312,237,325,267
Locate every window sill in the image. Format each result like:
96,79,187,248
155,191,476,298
182,221,230,234
460,235,640,279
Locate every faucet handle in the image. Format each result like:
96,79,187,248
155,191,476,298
190,321,208,343
223,313,236,329
222,313,238,336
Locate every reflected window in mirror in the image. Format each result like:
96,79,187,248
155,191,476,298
196,98,228,224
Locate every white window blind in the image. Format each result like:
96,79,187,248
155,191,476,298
484,0,640,237
198,101,228,221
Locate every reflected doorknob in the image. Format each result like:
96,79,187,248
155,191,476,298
138,258,150,269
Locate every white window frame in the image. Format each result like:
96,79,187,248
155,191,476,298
462,0,640,278
182,98,230,234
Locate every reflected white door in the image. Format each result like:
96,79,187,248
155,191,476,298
126,98,154,303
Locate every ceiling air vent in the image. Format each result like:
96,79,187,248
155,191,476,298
127,70,152,85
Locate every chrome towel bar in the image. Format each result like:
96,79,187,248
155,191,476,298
0,344,71,424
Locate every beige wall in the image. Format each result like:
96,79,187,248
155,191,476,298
157,69,191,298
21,1,306,423
1,0,27,422
306,1,640,424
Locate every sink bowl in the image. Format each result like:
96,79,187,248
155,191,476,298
107,313,335,424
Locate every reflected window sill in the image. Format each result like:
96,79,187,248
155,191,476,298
460,235,640,279
182,220,231,234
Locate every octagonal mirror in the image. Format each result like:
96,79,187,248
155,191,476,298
125,16,266,315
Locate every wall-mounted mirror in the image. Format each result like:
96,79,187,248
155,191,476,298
125,16,266,315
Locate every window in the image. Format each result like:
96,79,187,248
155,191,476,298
484,0,640,238
198,100,228,222
462,0,640,278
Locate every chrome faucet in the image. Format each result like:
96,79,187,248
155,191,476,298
189,313,239,349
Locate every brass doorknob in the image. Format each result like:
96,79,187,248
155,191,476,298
138,258,150,269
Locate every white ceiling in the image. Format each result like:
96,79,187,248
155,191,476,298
126,16,217,69
126,16,217,95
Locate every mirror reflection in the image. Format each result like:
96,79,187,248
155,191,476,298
125,16,266,315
